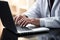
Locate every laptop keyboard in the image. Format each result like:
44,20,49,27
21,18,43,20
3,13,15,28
20,27,31,31
16,26,31,31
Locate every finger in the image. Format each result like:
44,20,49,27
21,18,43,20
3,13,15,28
19,17,27,27
17,18,24,26
15,15,23,23
13,16,18,25
20,20,26,27
23,21,29,27
13,16,17,21
23,18,32,27
17,18,23,25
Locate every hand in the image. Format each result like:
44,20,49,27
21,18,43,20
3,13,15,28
17,18,31,27
13,14,27,25
14,14,40,27
17,18,40,27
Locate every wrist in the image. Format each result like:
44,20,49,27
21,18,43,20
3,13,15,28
31,18,40,27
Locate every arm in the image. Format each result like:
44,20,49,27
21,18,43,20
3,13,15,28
24,0,60,28
15,0,60,28
40,2,60,28
23,0,42,18
40,17,60,28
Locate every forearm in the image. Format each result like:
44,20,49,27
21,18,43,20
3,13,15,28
40,17,60,28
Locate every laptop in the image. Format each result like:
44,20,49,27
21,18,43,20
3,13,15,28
0,1,49,35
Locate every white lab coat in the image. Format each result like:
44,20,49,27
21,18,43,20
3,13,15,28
24,0,60,28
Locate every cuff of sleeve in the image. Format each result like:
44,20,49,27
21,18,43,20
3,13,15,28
40,18,45,27
23,12,31,18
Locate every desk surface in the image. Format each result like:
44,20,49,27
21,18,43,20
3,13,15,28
1,28,60,40
1,28,41,40
18,29,60,40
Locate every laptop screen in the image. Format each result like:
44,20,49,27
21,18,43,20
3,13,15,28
0,1,17,33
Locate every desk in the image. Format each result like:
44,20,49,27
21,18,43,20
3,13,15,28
1,28,60,40
1,28,48,40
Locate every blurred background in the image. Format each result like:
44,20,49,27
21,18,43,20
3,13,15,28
6,0,35,15
0,0,36,39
